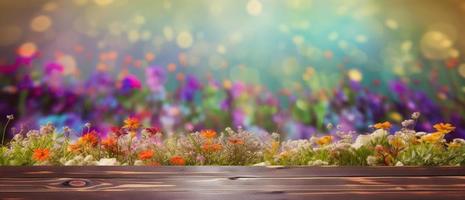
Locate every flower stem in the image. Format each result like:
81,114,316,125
2,119,11,146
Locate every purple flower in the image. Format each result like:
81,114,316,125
179,75,201,101
44,62,64,75
120,74,141,93
146,66,166,92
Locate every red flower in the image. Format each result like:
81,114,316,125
32,148,50,162
169,156,186,166
139,149,154,161
144,127,161,136
111,126,126,137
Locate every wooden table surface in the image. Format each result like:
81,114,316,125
1,166,465,200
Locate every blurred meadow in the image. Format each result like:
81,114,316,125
1,0,465,140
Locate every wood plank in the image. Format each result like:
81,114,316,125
1,167,465,200
2,166,465,178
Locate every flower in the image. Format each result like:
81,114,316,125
316,135,333,146
421,132,444,143
411,112,420,119
123,117,140,130
138,149,154,160
111,126,126,137
228,137,245,145
351,134,371,149
143,127,161,136
200,129,217,139
32,148,50,162
373,121,392,130
67,143,81,152
389,136,405,149
120,74,142,92
366,155,378,166
433,123,455,134
101,137,117,150
6,114,14,120
169,156,186,165
79,130,99,146
201,143,223,152
96,158,120,166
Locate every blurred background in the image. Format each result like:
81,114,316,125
1,0,465,140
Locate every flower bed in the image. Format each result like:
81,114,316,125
1,113,464,166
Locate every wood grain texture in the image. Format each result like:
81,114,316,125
1,166,465,200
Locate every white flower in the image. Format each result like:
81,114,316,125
64,160,76,166
401,120,414,127
335,142,351,150
134,160,144,166
12,134,23,141
84,155,94,162
253,161,270,166
271,132,280,140
326,123,334,130
74,155,84,161
366,156,378,166
96,158,120,166
411,112,420,119
415,132,428,137
351,134,371,149
308,160,329,166
453,139,465,144
371,129,388,139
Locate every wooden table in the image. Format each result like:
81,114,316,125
1,166,465,200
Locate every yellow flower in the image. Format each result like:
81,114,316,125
433,123,455,134
421,132,444,143
123,117,140,130
373,121,392,130
389,137,405,149
316,135,333,146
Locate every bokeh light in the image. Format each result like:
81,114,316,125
30,15,52,32
17,42,37,58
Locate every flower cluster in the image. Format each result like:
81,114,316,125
1,113,465,166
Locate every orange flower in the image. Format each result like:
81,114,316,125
67,143,81,152
123,117,140,130
101,137,117,150
169,156,186,165
138,149,154,161
79,131,99,146
201,143,223,152
433,123,455,134
32,148,50,162
316,135,333,146
421,132,444,143
373,121,392,130
228,137,245,145
200,129,217,139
